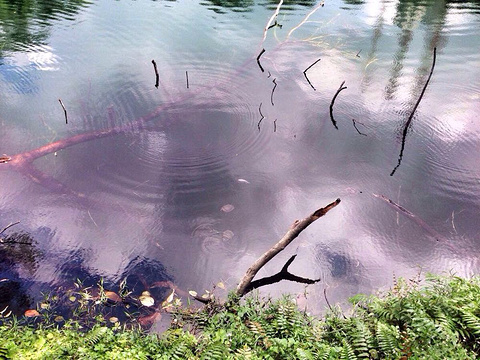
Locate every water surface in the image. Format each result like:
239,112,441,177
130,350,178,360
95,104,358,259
1,0,480,319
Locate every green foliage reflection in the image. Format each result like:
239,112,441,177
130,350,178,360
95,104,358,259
0,0,91,58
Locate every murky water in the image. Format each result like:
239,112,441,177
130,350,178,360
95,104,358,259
1,0,480,320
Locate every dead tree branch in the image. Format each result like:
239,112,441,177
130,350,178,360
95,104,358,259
329,81,347,130
235,198,341,297
242,254,321,296
391,47,437,176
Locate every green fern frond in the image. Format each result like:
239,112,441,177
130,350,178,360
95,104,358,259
84,326,108,346
375,322,400,356
460,310,480,336
350,321,373,358
170,342,194,360
0,345,9,360
199,342,228,360
340,339,357,360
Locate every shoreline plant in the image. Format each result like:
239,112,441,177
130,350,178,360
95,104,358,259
1,274,480,359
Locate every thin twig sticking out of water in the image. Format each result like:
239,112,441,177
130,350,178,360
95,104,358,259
262,0,283,42
0,221,20,235
151,60,159,88
257,103,265,131
329,81,347,130
271,78,277,105
58,99,68,124
390,47,437,176
186,71,189,89
257,48,266,73
273,119,277,133
267,20,282,29
352,119,367,136
303,58,321,91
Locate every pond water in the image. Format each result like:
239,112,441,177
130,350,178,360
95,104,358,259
1,0,480,322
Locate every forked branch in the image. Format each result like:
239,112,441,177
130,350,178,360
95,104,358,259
235,198,341,297
241,254,321,296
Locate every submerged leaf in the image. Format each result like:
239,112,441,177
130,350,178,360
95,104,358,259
139,291,155,307
105,291,121,303
164,289,175,304
221,204,235,213
222,230,234,240
24,309,40,317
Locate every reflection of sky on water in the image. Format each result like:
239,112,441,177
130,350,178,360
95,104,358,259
1,0,480,317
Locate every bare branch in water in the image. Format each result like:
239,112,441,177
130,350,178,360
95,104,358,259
352,119,367,136
263,0,283,42
0,221,20,235
372,193,453,249
356,49,362,58
257,103,265,131
273,119,277,132
151,60,159,88
329,81,347,130
267,20,282,29
303,58,321,91
236,198,341,297
391,48,437,176
257,48,266,73
186,71,189,89
271,78,277,106
242,255,321,296
58,99,68,124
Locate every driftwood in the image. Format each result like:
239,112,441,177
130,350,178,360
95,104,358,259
390,48,437,176
329,81,347,130
235,198,341,297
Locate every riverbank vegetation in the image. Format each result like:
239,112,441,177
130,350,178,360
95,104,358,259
1,274,480,359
